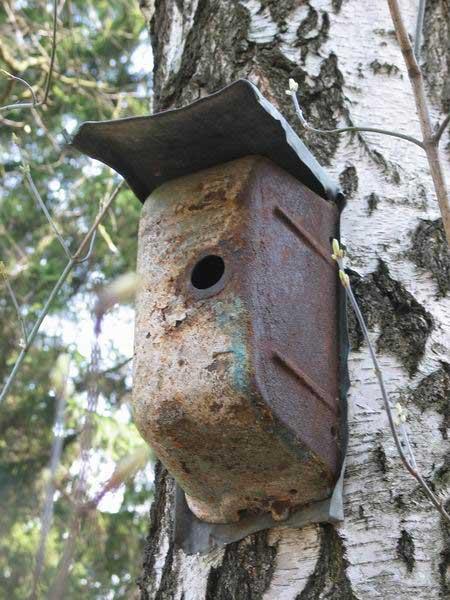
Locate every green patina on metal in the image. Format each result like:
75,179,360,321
213,297,250,393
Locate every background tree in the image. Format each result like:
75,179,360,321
136,1,450,598
0,1,154,597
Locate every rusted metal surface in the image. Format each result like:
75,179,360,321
133,156,342,524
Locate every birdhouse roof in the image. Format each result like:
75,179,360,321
70,79,342,204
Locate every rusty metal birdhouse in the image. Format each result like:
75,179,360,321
71,80,349,550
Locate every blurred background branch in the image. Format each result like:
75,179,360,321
0,1,154,597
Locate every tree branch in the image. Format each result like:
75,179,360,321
0,0,58,113
433,113,450,145
21,163,72,260
0,181,124,405
288,87,425,149
387,0,450,246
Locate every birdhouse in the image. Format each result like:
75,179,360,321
71,81,348,537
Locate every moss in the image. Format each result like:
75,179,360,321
397,529,415,573
296,525,357,599
410,218,450,298
205,530,277,600
348,261,434,376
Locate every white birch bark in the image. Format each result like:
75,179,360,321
137,1,450,598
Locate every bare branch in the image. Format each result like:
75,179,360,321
0,265,28,344
386,0,450,246
288,85,425,150
0,69,37,106
433,113,450,145
21,163,73,260
0,181,124,405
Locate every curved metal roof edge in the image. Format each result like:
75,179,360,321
70,79,343,205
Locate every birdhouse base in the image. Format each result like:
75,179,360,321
173,464,346,555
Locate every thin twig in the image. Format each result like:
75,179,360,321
1,271,28,344
0,181,123,405
0,0,57,113
433,113,450,145
42,0,58,106
414,0,427,60
387,0,450,245
288,85,424,149
0,69,37,105
21,164,72,260
332,240,450,524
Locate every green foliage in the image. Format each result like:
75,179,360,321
0,1,153,597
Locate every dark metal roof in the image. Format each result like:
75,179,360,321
70,79,342,204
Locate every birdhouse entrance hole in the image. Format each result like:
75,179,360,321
190,254,225,290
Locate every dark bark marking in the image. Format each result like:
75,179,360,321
367,192,380,215
408,363,450,440
295,5,330,60
439,499,450,596
205,530,277,600
374,443,389,475
369,60,401,76
287,52,345,165
410,218,450,298
368,149,401,185
260,0,298,26
423,0,450,111
347,261,434,376
339,165,358,198
138,463,178,600
154,0,252,110
332,0,344,12
397,529,415,573
296,524,357,600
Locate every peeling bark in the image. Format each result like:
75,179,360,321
137,1,450,598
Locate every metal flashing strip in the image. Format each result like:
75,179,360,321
173,459,346,556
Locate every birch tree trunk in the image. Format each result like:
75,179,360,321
136,1,450,598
